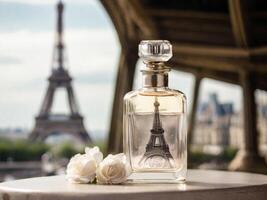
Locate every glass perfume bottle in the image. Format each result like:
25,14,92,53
123,40,187,183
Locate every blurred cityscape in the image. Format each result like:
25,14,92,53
194,92,267,153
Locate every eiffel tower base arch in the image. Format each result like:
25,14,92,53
29,115,91,143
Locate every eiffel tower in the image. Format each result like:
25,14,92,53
139,100,174,168
29,1,91,143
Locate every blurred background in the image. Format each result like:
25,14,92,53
1,0,267,182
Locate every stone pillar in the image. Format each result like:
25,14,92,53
229,71,267,173
107,42,138,154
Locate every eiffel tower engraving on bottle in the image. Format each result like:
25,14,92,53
124,40,187,183
139,99,175,168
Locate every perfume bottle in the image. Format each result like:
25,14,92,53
123,40,187,183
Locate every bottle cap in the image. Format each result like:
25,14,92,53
138,40,172,63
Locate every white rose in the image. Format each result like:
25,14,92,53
66,146,103,184
96,153,131,184
85,146,103,165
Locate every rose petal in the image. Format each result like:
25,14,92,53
96,153,131,184
66,147,104,184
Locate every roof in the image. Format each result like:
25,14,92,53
198,93,233,118
101,0,267,90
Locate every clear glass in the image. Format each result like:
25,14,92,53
123,87,187,183
138,40,172,62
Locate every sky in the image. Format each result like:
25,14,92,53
0,0,242,140
0,0,119,138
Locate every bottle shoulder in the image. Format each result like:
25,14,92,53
124,88,186,101
124,90,140,100
167,88,187,100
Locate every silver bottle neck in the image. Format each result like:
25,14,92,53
142,62,170,88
